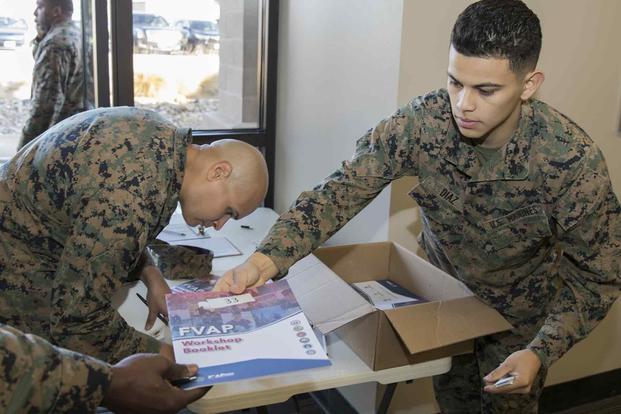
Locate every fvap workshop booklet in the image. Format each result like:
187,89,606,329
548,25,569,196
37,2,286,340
165,279,331,389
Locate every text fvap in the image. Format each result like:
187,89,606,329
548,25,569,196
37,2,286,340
178,325,234,336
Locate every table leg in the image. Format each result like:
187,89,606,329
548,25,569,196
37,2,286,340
308,389,359,414
376,383,398,414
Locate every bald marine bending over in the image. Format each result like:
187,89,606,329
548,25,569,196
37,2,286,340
0,106,268,363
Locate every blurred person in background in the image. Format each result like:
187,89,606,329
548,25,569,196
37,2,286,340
19,0,92,150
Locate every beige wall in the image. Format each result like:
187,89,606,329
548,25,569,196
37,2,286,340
388,1,621,412
526,0,621,385
276,1,621,412
274,0,404,245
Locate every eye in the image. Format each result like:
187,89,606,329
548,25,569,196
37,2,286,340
448,79,462,88
478,89,495,97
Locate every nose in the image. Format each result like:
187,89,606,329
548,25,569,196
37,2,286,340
457,88,476,113
212,215,231,231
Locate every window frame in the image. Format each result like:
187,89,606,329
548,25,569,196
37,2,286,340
90,0,279,207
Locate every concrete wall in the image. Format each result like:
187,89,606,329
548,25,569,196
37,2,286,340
210,0,259,128
388,1,621,412
274,0,404,245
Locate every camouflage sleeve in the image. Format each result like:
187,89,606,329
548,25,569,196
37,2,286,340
527,146,621,368
21,42,71,147
50,187,162,363
257,105,419,275
128,249,157,280
0,324,111,414
148,240,214,280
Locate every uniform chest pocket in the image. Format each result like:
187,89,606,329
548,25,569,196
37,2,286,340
408,177,463,226
481,205,552,258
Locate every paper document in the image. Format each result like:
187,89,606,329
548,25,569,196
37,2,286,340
157,223,241,258
166,279,331,389
351,279,425,310
172,278,217,293
157,223,210,242
172,278,273,294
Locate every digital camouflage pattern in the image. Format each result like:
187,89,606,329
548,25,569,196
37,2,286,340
148,241,214,280
257,89,621,412
0,323,111,413
0,106,189,363
433,326,548,413
20,20,93,149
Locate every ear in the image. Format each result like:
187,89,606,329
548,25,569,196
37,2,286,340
206,161,232,182
51,5,63,19
520,70,545,101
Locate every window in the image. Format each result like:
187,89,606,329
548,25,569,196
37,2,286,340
0,0,93,161
0,0,277,206
96,0,278,206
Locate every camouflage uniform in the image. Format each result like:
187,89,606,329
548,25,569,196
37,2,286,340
0,323,111,413
0,106,209,363
19,20,93,150
149,240,214,280
257,89,621,413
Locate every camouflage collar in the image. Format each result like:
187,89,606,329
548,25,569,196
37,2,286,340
171,127,191,198
43,19,76,39
440,103,534,182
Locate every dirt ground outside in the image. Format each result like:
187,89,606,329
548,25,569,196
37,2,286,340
0,47,219,160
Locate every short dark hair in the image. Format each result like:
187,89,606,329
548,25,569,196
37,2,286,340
47,0,74,16
450,0,542,73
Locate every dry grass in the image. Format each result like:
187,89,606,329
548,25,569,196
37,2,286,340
0,81,26,100
134,73,166,98
188,73,219,100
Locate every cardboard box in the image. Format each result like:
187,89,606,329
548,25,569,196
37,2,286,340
286,241,512,371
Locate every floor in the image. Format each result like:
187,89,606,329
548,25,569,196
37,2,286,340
550,394,621,414
184,391,621,414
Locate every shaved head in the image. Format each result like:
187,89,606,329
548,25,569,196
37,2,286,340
209,139,268,208
180,139,269,229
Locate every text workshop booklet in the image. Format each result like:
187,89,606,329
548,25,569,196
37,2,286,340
166,279,331,389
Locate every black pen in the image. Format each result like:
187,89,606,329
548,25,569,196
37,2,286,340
240,225,253,230
162,229,186,237
136,293,169,326
170,375,198,387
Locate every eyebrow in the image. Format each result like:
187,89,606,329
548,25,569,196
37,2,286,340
447,72,503,88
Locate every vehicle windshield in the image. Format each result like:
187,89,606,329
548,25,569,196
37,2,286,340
133,14,170,28
190,21,217,32
0,17,27,29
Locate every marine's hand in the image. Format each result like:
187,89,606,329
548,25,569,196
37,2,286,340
141,265,171,330
159,342,175,362
102,354,209,414
483,349,542,394
213,252,279,294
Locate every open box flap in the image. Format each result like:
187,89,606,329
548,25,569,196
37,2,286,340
384,296,513,355
285,254,376,334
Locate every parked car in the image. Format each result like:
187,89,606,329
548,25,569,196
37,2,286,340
0,17,27,49
133,13,182,54
175,19,219,54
